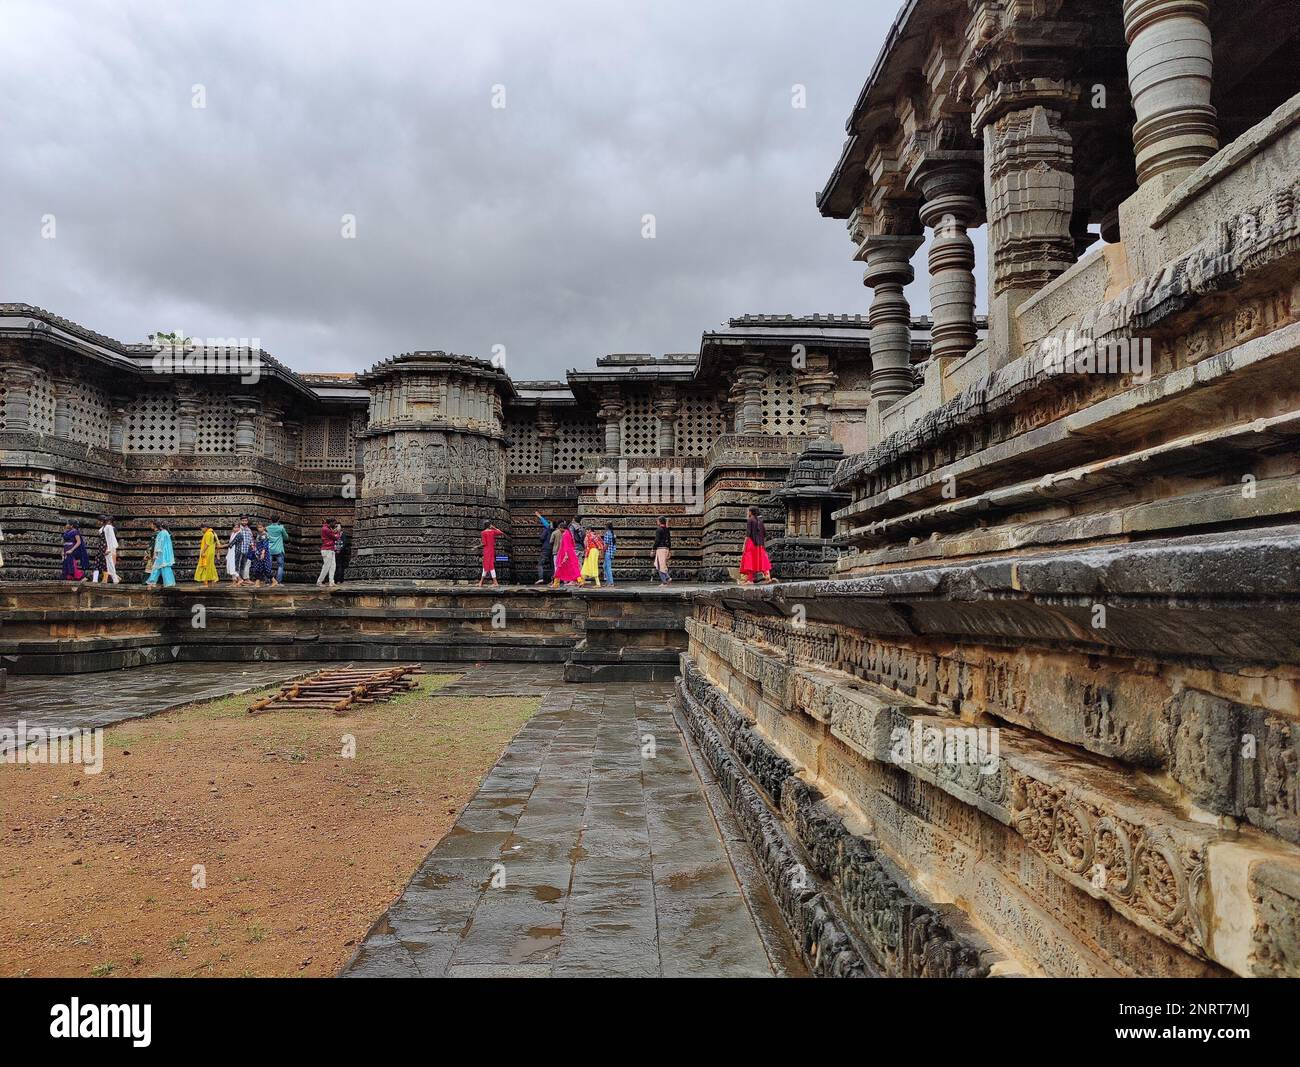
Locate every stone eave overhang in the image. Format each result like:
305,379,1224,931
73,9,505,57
120,344,325,404
0,304,346,407
0,308,138,373
357,350,519,399
816,0,936,219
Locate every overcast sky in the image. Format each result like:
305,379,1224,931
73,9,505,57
0,0,984,380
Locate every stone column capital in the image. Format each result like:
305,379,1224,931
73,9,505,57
911,151,985,228
862,235,923,284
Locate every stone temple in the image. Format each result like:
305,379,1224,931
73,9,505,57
4,0,1300,978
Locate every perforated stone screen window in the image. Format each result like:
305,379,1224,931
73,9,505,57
325,416,353,467
124,393,178,453
506,413,541,474
196,395,237,454
679,393,725,456
300,417,328,468
28,376,55,435
0,384,7,431
65,382,111,447
761,369,807,435
554,414,602,474
619,392,659,457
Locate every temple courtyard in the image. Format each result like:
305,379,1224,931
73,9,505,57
0,659,801,978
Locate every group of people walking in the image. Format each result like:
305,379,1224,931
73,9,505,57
60,516,120,583
518,513,618,589
215,515,302,587
51,508,775,587
515,507,772,587
54,515,347,589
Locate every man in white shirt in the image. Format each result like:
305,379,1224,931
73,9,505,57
98,514,120,584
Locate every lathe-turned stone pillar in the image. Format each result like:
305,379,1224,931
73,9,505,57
537,408,557,474
176,387,201,454
51,376,73,438
735,359,766,433
796,354,836,441
863,234,924,403
597,389,624,455
1123,0,1218,187
914,157,982,364
654,387,678,457
109,404,127,452
232,395,261,456
1,362,38,432
352,352,511,581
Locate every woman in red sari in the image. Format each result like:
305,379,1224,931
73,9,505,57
739,506,773,583
551,520,583,586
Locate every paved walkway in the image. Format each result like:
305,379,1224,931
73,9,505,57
345,665,803,977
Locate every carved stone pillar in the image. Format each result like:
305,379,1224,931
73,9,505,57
176,387,201,454
797,354,837,441
0,363,36,432
597,390,624,455
1123,0,1217,187
735,360,766,433
726,380,745,433
51,377,72,438
232,395,261,456
863,235,924,403
283,419,302,467
109,404,127,452
983,103,1078,296
654,387,678,457
914,156,982,363
536,408,557,474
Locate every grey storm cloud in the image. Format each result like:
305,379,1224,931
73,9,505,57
0,0,984,379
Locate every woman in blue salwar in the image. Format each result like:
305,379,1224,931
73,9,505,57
145,521,176,589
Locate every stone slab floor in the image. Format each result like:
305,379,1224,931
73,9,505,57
0,661,322,752
345,663,805,978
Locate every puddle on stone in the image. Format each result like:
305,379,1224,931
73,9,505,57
532,885,565,902
507,926,563,964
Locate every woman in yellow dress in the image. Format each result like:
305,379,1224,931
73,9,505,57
579,528,603,587
194,527,219,585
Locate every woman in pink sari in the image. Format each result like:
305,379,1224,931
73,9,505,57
551,521,583,586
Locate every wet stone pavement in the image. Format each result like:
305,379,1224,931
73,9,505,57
0,661,324,752
345,665,804,978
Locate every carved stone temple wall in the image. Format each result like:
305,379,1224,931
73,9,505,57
676,0,1300,977
1,309,925,584
350,352,511,581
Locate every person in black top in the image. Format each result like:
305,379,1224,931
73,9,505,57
652,516,672,584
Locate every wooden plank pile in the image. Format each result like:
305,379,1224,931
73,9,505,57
248,664,424,715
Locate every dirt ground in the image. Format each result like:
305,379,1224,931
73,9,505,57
0,673,538,977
